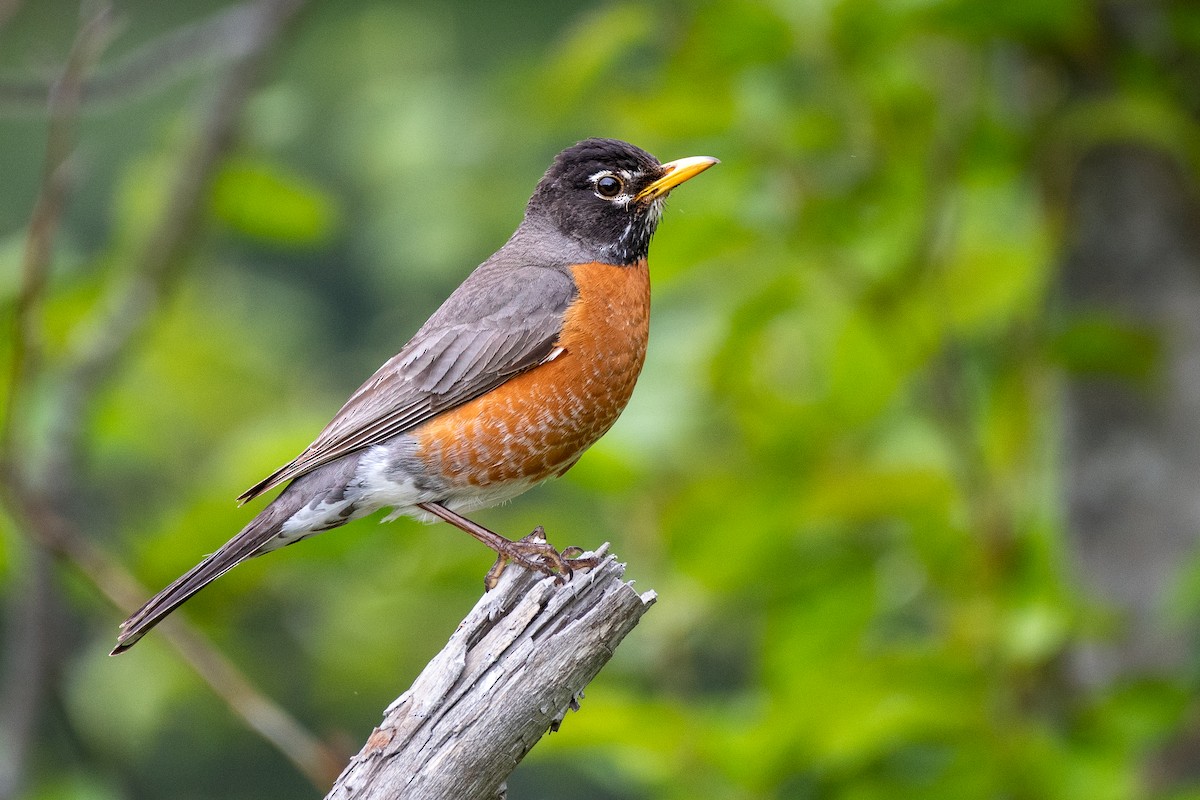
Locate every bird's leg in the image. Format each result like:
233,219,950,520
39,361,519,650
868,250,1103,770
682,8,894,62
417,502,591,590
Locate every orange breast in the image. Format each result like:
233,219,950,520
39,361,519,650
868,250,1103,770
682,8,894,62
412,260,651,486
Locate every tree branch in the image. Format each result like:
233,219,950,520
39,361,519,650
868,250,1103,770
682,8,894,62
327,547,655,800
0,1,111,458
0,482,346,789
55,0,306,467
0,0,341,792
0,0,23,33
0,2,298,114
0,9,114,797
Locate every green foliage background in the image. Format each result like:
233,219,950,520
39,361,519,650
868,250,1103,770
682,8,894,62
2,0,1200,798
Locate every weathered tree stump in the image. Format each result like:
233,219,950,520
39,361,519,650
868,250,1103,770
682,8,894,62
326,545,654,799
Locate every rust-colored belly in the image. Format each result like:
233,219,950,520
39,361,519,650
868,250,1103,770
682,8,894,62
412,261,650,486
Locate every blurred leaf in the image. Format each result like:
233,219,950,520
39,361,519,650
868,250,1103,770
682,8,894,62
940,173,1050,333
1049,314,1161,381
539,3,658,111
210,157,338,246
927,0,1093,42
1000,602,1069,664
1051,92,1200,178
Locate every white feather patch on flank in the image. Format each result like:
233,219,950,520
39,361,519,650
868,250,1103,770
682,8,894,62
279,498,355,540
355,443,427,510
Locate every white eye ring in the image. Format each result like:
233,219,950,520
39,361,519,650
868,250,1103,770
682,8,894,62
594,173,624,199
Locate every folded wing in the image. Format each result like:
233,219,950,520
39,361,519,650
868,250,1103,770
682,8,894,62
238,263,577,503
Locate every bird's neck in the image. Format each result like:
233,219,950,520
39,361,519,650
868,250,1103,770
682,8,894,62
507,215,653,269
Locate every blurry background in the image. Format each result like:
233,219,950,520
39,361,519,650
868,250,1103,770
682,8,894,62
3,0,1200,798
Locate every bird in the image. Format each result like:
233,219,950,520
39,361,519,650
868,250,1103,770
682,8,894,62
111,137,717,655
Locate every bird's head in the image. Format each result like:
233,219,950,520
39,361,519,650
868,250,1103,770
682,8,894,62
527,138,718,265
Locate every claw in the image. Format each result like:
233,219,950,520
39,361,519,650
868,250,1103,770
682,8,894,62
566,554,600,571
482,528,599,590
560,546,600,574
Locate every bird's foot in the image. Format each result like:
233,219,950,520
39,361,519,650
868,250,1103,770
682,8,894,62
484,527,598,590
560,546,601,572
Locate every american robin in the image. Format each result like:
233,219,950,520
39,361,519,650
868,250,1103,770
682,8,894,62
112,138,717,654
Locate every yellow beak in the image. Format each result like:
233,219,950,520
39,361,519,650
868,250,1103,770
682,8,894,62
635,155,719,202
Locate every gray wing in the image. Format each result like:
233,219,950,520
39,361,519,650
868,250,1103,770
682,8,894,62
238,263,576,503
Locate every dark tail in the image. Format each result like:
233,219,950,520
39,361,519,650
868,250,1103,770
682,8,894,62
111,509,288,655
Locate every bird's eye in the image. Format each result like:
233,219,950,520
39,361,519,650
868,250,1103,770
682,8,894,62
595,174,624,198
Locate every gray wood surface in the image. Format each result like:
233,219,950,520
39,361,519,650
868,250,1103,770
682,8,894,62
327,545,655,799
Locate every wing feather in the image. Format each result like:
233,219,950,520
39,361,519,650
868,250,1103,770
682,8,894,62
238,263,577,503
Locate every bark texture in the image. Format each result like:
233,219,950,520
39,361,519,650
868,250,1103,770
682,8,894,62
327,546,654,800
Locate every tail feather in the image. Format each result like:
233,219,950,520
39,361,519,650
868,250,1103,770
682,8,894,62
111,514,284,655
113,453,365,655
